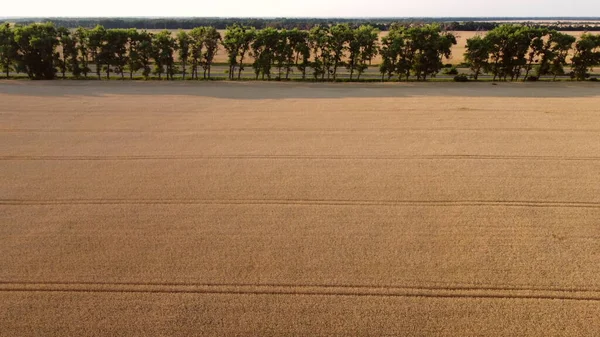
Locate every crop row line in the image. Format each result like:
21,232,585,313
2,154,600,161
2,199,600,208
2,282,600,301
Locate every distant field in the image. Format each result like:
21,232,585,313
2,81,600,335
480,20,600,24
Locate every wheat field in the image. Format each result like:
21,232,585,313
1,81,600,336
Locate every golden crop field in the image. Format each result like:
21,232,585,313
2,81,600,335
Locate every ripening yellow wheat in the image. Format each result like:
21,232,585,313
2,81,600,335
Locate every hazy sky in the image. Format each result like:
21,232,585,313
3,0,600,17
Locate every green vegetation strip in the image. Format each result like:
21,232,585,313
0,23,599,81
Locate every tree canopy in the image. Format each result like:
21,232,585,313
1,22,598,81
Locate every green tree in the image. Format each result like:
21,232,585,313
126,29,141,79
177,30,190,79
538,31,576,80
74,27,90,77
410,25,456,81
347,25,379,80
281,29,296,79
288,29,310,79
464,35,490,80
223,24,255,80
202,27,221,79
107,29,129,79
378,26,408,81
571,34,600,80
223,25,241,80
137,31,154,79
485,25,531,81
274,29,291,79
152,30,177,80
523,28,549,81
88,25,106,79
378,32,398,81
328,23,352,80
188,27,205,79
251,27,278,80
56,27,70,78
64,29,81,77
308,25,329,80
394,25,419,81
0,23,18,78
13,23,59,80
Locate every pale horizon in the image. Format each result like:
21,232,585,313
3,0,600,18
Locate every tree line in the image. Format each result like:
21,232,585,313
463,25,600,81
0,23,221,80
0,22,599,81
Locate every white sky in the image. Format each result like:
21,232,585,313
3,0,600,18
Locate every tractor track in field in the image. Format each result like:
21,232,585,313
2,198,600,208
2,282,600,301
3,127,600,133
2,154,600,161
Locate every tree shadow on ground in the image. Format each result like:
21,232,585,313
0,80,599,99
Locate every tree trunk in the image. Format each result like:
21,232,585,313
523,64,531,81
106,65,110,80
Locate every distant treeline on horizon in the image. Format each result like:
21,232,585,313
4,17,600,31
